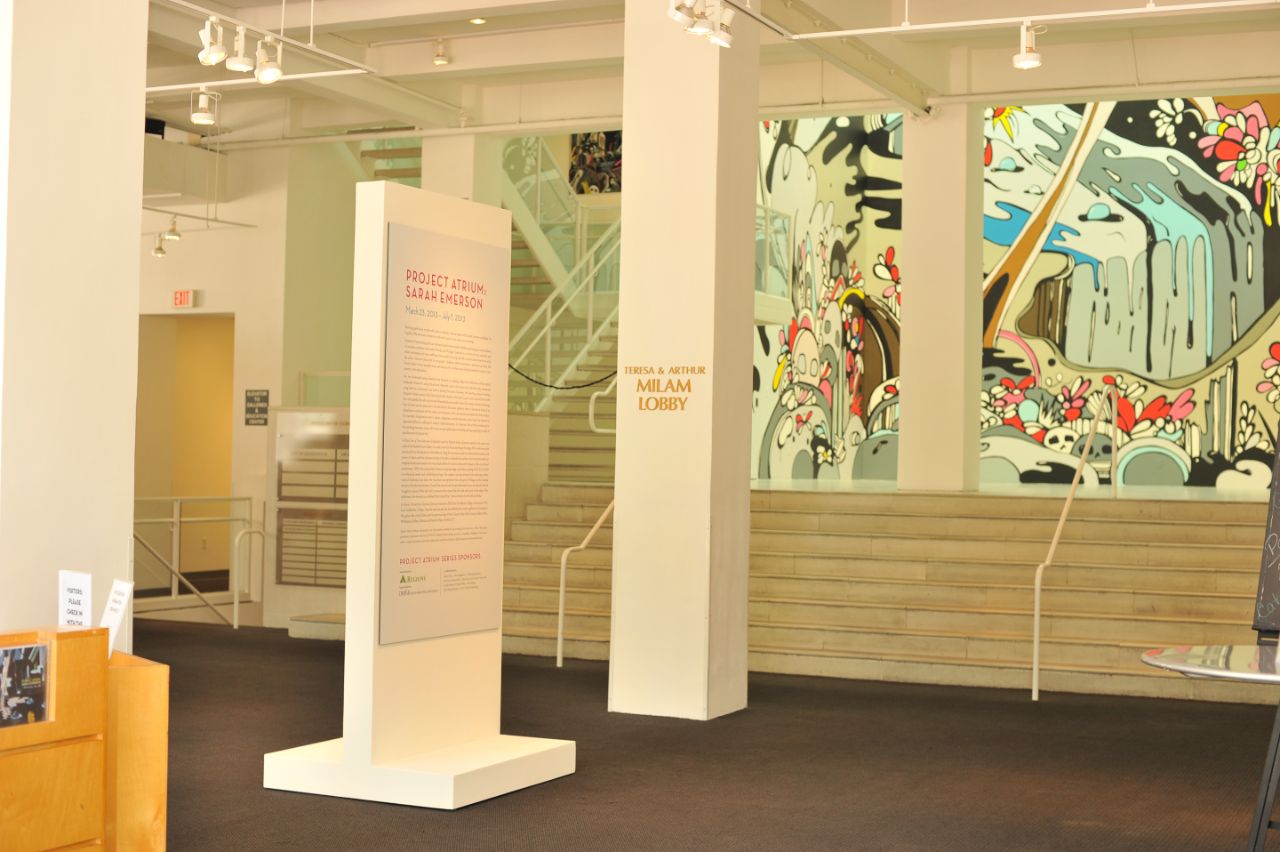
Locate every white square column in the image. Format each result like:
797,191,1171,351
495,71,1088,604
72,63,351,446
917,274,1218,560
0,1,146,635
898,106,984,492
607,2,759,720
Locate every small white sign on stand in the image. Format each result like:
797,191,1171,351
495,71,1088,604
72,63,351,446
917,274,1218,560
263,181,574,809
57,570,93,628
100,579,134,655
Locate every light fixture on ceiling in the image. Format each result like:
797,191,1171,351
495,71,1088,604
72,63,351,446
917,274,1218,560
686,6,715,36
190,87,219,126
433,40,450,66
164,216,182,242
707,8,735,47
152,234,167,258
226,25,255,73
197,16,227,66
1012,21,1044,70
468,17,487,25
667,0,696,27
255,37,284,84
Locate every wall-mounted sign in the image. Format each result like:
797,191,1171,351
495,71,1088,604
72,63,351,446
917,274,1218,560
625,364,706,413
171,289,197,309
245,389,269,426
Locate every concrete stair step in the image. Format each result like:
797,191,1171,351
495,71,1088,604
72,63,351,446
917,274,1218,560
748,573,1252,619
749,507,1261,546
746,646,1279,704
549,433,616,451
751,551,1258,593
547,467,616,483
505,560,613,589
756,489,1266,525
749,595,1255,644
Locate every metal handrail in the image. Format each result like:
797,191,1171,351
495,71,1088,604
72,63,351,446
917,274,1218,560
509,219,621,360
133,533,236,629
1031,384,1120,701
557,498,615,668
588,376,618,434
232,528,265,631
535,304,620,413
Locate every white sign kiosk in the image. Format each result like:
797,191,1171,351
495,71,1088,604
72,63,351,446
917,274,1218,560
263,181,574,808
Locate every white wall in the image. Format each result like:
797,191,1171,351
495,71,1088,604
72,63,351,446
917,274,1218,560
138,147,290,595
280,144,363,407
0,1,147,635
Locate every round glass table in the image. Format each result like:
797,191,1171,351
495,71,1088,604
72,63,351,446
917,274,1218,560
1144,645,1280,851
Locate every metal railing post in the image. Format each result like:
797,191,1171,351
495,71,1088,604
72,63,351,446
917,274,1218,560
543,310,552,408
170,499,182,598
232,528,266,630
557,499,615,667
133,533,234,628
1031,389,1117,701
1110,385,1119,497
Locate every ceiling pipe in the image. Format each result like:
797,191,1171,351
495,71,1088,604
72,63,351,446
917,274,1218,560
146,69,365,95
206,115,627,151
785,0,1280,40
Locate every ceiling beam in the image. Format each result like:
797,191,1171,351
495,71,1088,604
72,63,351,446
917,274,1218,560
746,0,933,115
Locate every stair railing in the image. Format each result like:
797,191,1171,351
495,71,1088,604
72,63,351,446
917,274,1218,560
132,533,238,629
589,376,618,435
508,220,621,412
1031,384,1120,701
557,498,615,668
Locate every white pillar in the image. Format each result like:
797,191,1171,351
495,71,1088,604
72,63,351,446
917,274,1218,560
0,0,147,634
898,105,983,491
420,135,504,206
607,1,758,720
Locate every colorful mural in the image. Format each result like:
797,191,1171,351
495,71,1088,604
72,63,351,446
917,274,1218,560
752,116,905,481
570,131,622,194
981,97,1280,489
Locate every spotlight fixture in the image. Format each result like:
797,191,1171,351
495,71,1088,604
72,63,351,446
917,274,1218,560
468,17,486,25
687,8,715,35
1012,21,1043,70
433,40,450,66
707,8,735,47
152,234,167,258
197,16,227,66
190,87,219,126
255,37,283,84
163,216,182,242
226,25,255,73
667,0,696,27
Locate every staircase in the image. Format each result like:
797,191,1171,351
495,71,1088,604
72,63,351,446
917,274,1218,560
502,484,1280,703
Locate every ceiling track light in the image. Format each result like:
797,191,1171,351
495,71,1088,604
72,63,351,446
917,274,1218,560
152,234,167,258
164,216,182,242
670,1,735,48
468,17,486,25
1013,21,1044,70
708,8,736,47
668,0,696,27
190,86,220,126
255,37,283,84
197,16,227,66
226,25,255,73
433,40,450,66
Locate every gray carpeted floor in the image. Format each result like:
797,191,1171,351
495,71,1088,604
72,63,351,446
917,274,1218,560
135,620,1280,851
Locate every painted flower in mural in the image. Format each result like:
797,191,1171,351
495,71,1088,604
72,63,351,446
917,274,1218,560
1058,377,1091,422
1104,375,1195,439
1256,342,1280,408
873,246,902,311
1238,402,1272,452
1199,101,1280,217
986,106,1024,142
1149,98,1198,146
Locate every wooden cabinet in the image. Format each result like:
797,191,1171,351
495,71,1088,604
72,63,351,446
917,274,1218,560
0,630,170,852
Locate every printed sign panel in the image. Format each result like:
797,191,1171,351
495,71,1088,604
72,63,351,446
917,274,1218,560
0,644,48,727
378,222,510,645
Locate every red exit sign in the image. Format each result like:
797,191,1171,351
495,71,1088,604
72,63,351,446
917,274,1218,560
172,289,196,309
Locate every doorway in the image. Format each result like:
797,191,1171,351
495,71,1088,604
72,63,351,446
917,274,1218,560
133,314,236,600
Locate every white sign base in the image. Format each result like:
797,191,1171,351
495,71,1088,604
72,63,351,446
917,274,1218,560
263,181,574,808
264,735,573,810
